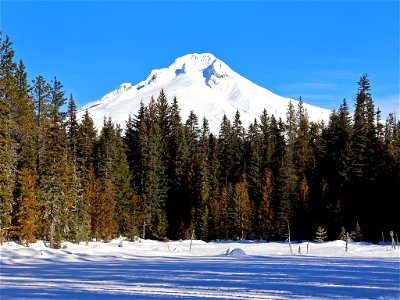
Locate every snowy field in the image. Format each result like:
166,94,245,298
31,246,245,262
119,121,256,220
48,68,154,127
1,239,399,299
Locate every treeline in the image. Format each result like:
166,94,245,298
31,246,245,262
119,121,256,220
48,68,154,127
1,33,399,247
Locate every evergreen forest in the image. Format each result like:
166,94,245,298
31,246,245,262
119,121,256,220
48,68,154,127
1,33,399,248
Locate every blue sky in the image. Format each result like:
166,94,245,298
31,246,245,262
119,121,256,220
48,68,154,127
1,0,399,117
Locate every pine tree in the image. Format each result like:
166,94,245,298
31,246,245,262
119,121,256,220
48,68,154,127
12,60,36,171
98,179,118,241
351,221,362,242
278,148,298,236
314,226,327,243
216,186,230,239
233,178,252,239
181,111,202,230
259,109,272,167
77,110,97,173
155,89,171,146
32,75,51,175
218,114,233,186
66,94,79,162
339,226,348,241
246,120,263,209
139,100,169,239
294,98,312,176
258,168,274,240
0,33,17,243
197,117,212,240
62,152,90,243
231,111,245,183
124,103,145,195
320,99,353,233
351,74,382,237
37,77,67,248
113,125,134,235
285,100,297,155
95,117,135,236
269,116,286,175
15,166,39,246
298,174,310,216
86,165,102,240
163,97,185,238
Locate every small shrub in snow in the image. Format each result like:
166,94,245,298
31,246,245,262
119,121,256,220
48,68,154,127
351,221,362,242
390,231,396,249
339,227,348,241
314,226,327,243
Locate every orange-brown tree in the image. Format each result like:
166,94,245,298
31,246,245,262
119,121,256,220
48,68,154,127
258,168,274,240
15,166,39,246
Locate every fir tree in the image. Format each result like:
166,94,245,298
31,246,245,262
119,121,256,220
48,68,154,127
218,114,233,186
86,165,102,240
231,111,245,183
294,98,312,174
351,221,362,242
66,94,79,162
15,166,39,246
62,153,90,243
258,168,274,240
139,100,169,239
12,60,36,171
339,226,348,241
0,33,17,243
76,110,97,174
314,225,327,243
298,174,310,215
233,178,252,240
246,120,263,212
197,117,212,240
113,125,135,235
164,97,185,238
98,179,118,241
277,148,298,237
38,78,67,248
32,75,51,174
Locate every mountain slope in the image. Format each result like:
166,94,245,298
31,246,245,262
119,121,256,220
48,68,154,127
78,53,331,133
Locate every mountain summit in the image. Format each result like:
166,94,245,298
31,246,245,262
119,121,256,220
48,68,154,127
78,53,331,133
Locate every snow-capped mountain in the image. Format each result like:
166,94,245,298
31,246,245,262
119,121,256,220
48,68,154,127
78,53,331,134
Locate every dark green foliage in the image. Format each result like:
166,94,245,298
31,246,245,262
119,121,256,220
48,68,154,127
0,33,17,242
37,81,68,248
96,118,135,236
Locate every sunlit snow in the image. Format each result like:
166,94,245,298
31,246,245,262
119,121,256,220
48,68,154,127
77,53,332,134
1,239,399,299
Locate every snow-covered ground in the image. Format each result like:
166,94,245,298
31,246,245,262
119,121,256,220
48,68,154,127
1,239,399,299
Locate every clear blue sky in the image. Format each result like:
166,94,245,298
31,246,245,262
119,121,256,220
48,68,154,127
1,0,399,117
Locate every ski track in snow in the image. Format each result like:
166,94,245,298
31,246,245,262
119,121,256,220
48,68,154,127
1,240,399,299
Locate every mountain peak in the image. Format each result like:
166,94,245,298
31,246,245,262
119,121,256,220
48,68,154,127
173,53,218,68
135,53,234,91
80,53,332,134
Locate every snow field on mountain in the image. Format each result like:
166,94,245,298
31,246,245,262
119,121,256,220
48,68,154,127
78,53,332,134
1,239,399,299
